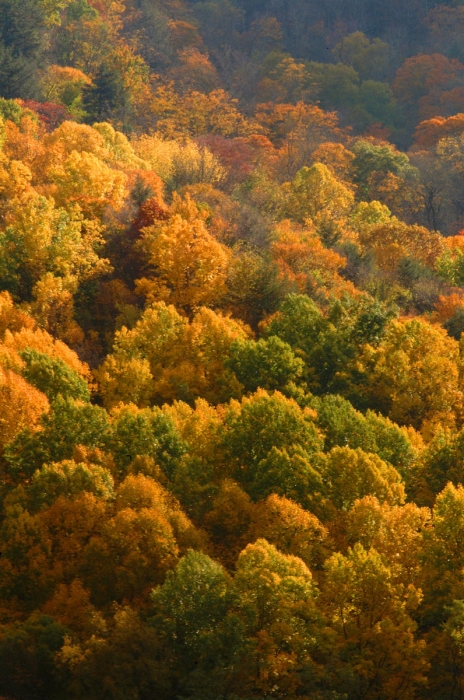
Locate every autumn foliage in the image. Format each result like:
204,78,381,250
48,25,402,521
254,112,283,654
3,1,464,698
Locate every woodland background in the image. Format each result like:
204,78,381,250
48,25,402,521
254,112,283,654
3,1,464,699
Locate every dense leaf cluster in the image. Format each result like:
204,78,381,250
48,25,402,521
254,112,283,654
3,1,464,698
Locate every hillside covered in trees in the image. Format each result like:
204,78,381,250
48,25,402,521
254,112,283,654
5,1,464,699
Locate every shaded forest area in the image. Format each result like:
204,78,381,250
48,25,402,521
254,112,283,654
4,1,464,699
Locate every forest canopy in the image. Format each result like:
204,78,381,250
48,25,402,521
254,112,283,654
4,1,464,699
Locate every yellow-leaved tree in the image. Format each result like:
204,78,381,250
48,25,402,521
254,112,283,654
96,302,249,407
136,194,230,314
285,162,355,245
361,318,464,434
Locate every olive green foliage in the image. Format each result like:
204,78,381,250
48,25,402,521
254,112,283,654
19,348,90,402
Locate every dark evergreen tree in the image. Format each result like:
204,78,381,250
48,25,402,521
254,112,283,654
0,0,46,98
82,63,126,124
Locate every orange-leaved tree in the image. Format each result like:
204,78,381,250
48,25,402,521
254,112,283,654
136,194,231,315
